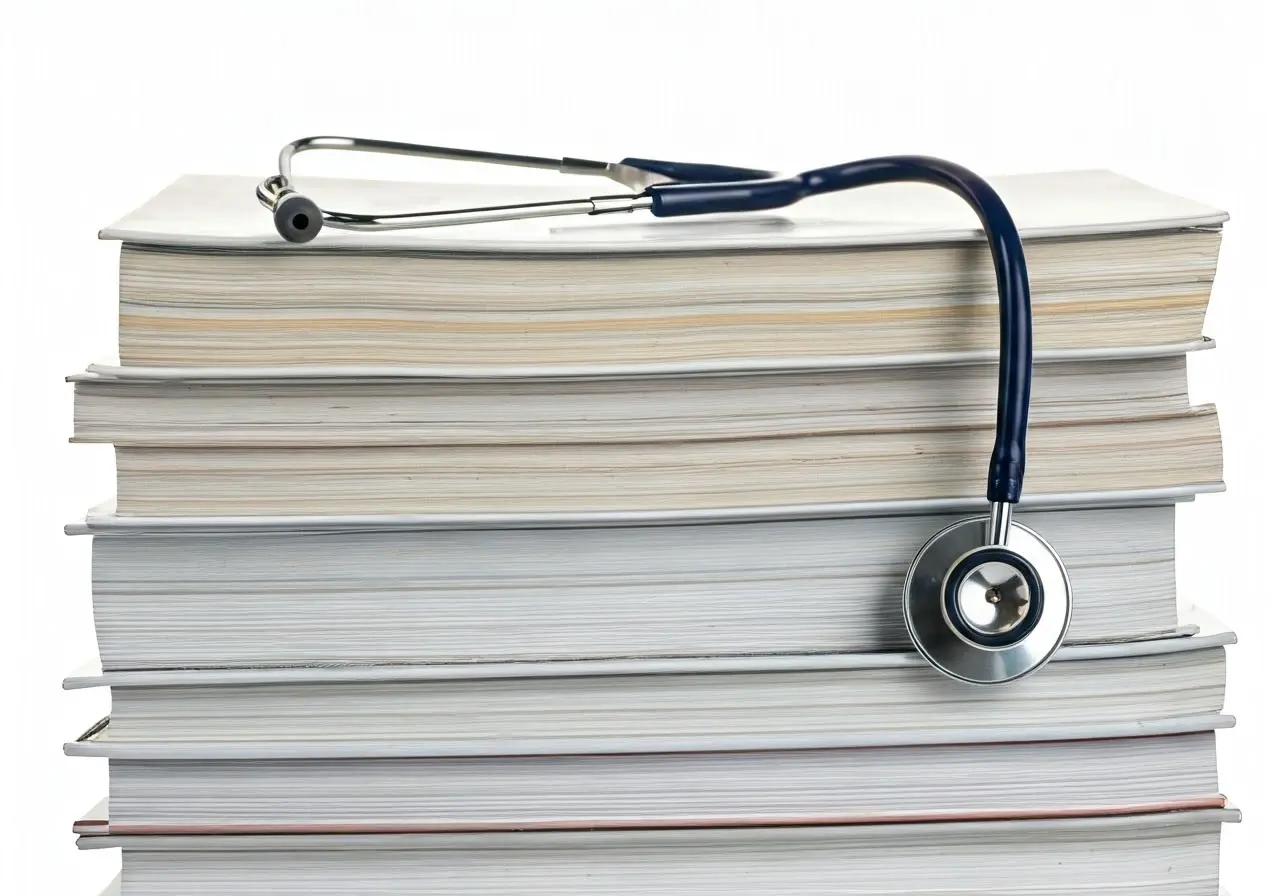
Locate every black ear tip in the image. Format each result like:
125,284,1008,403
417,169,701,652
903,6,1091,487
273,193,323,243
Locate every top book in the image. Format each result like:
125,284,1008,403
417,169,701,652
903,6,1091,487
102,171,1227,369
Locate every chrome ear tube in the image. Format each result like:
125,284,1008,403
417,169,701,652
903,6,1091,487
259,140,1072,682
255,136,774,242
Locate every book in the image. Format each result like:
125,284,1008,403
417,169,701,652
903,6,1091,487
101,171,1226,369
73,721,1228,833
70,342,1208,446
87,172,1227,517
105,409,1220,516
82,501,1186,669
66,164,1238,893
63,624,1231,750
78,808,1237,896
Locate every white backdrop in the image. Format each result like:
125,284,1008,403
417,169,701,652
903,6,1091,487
1,2,1275,893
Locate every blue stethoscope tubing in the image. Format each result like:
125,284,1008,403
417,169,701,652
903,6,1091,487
258,140,1072,684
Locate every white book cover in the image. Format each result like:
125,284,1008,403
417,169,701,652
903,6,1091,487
100,170,1228,254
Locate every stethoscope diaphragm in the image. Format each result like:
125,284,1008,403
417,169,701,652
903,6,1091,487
904,516,1072,684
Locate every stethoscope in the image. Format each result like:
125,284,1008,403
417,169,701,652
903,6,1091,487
258,136,1072,685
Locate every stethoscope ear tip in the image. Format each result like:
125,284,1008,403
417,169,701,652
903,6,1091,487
272,192,323,243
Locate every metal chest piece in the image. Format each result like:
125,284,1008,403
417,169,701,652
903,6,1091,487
904,511,1072,685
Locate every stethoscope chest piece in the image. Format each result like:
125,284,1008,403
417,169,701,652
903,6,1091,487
904,516,1071,685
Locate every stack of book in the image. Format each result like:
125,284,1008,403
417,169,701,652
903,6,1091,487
66,168,1236,895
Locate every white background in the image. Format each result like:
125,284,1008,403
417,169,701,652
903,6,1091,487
1,1,1275,893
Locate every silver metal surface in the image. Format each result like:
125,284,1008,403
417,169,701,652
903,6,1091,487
322,199,599,231
953,559,1030,636
590,195,656,214
256,137,662,235
319,195,652,232
274,138,659,190
278,137,580,183
904,517,1072,685
988,501,1012,546
604,161,680,191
